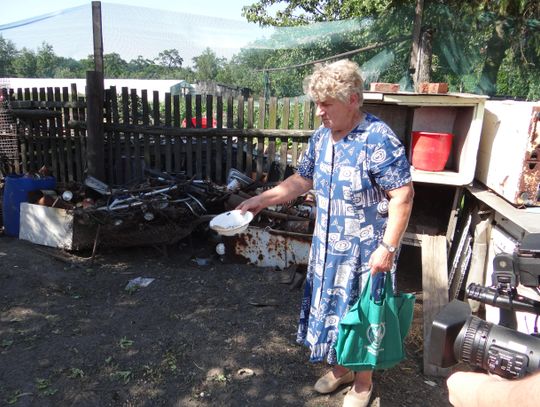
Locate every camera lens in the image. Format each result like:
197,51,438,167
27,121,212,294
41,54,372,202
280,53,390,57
453,314,540,378
455,316,491,368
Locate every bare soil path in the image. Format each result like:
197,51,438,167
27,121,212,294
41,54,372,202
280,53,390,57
0,233,451,406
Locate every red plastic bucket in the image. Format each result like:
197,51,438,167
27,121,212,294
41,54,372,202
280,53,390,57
411,131,453,171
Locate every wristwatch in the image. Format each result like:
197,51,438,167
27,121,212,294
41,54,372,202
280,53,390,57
380,241,397,254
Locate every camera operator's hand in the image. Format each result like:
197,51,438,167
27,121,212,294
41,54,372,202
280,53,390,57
447,371,540,407
447,372,503,407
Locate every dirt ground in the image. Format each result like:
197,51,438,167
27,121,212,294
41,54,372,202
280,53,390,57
0,229,452,407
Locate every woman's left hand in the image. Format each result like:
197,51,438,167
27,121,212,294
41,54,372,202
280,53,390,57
368,245,395,275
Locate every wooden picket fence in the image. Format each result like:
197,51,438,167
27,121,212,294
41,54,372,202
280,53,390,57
2,83,319,186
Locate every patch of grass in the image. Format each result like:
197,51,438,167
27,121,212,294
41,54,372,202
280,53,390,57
124,285,140,295
143,364,163,382
211,374,228,383
119,336,134,349
35,378,58,396
6,389,32,404
23,334,38,343
1,339,14,349
68,367,85,379
110,370,133,384
163,351,177,372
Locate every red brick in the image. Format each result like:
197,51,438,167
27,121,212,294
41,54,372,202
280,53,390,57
428,83,449,94
369,83,400,93
418,82,430,93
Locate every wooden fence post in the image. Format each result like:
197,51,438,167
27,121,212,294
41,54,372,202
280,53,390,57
86,70,105,181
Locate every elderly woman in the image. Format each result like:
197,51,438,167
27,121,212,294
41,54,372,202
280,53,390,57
237,59,414,407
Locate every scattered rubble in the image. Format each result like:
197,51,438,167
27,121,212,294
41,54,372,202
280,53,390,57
13,167,317,258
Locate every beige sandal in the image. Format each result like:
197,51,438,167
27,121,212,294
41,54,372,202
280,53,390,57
314,370,355,394
342,385,373,407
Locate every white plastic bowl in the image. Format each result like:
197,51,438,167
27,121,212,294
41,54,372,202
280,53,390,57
209,210,254,236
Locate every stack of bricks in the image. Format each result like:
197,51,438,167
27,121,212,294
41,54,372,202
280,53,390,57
418,82,449,94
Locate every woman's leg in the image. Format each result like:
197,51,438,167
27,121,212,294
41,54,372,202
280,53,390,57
350,370,373,393
314,364,355,393
332,364,351,377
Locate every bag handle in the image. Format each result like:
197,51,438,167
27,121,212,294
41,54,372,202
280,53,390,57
371,272,388,305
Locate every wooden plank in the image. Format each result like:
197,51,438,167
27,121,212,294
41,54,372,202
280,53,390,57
256,97,265,180
266,97,277,175
446,186,464,246
60,87,74,182
27,122,36,172
226,95,234,128
48,89,59,179
37,88,49,170
293,97,300,129
236,96,245,171
303,100,311,130
245,97,255,177
185,94,193,177
110,86,122,184
104,88,114,183
173,94,182,173
131,89,142,179
216,95,223,128
225,96,233,177
141,90,151,174
121,87,131,182
152,90,161,172
71,84,83,182
280,97,290,178
92,1,104,73
421,234,450,377
164,92,172,174
96,124,312,139
206,94,213,180
195,94,202,178
215,96,223,183
78,95,87,180
247,97,254,129
47,87,60,182
20,126,28,173
86,71,105,181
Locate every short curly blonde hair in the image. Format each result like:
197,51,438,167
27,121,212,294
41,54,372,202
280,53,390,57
303,59,364,105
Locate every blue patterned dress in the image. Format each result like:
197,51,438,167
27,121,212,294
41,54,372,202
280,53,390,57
295,112,412,364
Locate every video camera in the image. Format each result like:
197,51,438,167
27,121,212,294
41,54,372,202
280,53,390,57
429,232,540,379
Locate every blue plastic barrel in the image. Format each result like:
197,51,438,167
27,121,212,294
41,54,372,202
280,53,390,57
2,175,56,237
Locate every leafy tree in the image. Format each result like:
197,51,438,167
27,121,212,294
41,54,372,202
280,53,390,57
35,43,59,77
0,35,18,77
241,0,540,98
192,48,225,81
473,0,539,96
103,53,130,78
156,49,183,69
12,48,37,77
242,0,395,26
55,57,87,78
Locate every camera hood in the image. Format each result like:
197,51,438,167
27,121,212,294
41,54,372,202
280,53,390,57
428,299,471,367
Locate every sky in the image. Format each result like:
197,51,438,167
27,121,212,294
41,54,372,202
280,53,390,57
0,0,275,64
0,0,257,25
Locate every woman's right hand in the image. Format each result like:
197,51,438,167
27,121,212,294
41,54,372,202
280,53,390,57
236,195,267,216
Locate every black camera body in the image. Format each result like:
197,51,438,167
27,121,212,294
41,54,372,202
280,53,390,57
429,233,540,379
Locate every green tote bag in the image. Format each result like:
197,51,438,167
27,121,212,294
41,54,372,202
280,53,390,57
334,272,416,371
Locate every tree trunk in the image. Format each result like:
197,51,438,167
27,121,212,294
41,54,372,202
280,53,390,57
476,20,507,96
409,0,425,90
417,27,433,86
